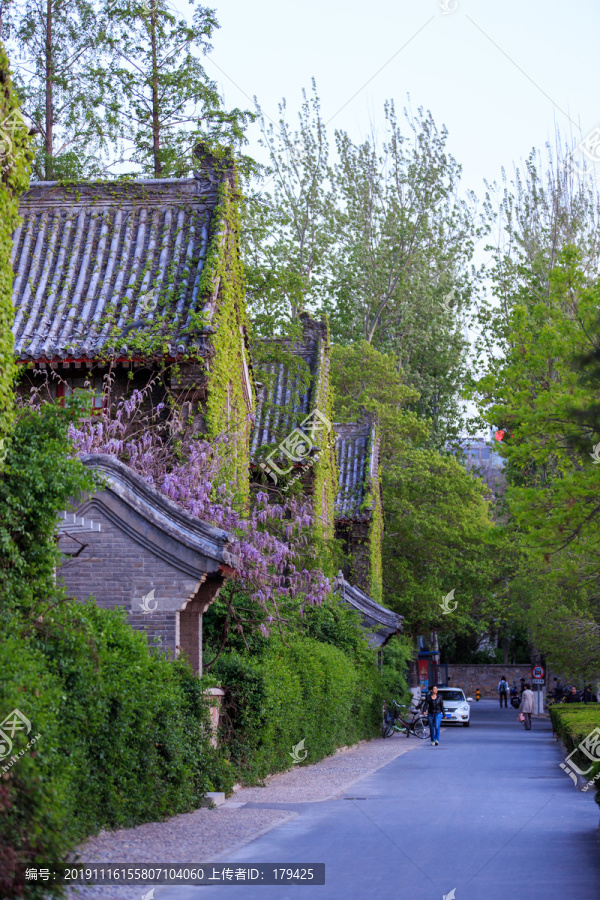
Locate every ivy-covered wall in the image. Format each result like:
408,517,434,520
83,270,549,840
0,44,30,458
365,458,384,602
201,166,253,507
309,320,338,575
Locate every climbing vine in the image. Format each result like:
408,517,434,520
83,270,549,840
199,161,253,507
0,43,31,455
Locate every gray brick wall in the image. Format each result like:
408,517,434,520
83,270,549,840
59,514,201,663
447,664,534,699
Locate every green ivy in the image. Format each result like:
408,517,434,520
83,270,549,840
200,168,253,507
0,43,31,461
362,422,384,601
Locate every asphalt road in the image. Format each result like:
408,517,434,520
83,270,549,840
159,700,600,900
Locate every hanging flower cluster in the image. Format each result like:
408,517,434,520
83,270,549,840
67,386,331,634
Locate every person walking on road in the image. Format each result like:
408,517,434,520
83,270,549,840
498,676,509,708
520,683,535,730
424,685,446,746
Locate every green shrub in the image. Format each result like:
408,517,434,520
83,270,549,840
215,635,386,783
0,626,71,899
549,704,600,806
0,601,235,898
37,600,235,836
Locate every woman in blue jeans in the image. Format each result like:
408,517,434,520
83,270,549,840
423,685,446,745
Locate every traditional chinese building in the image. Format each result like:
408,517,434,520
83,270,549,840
334,413,383,601
58,453,239,673
251,317,384,600
11,145,254,499
250,313,338,546
334,573,403,647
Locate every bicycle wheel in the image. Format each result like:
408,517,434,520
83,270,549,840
382,723,395,738
412,719,430,740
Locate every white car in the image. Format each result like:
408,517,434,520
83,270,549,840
437,687,472,727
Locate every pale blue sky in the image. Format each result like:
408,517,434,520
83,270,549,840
193,0,600,195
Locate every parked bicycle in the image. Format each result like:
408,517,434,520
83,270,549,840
381,701,430,740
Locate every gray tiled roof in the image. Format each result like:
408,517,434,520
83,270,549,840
334,573,403,647
78,453,240,574
11,172,224,361
250,313,329,457
335,416,379,522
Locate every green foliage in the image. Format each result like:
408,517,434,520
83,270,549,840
330,341,513,640
100,0,253,177
243,84,334,329
0,602,234,897
214,635,387,782
548,705,600,807
202,169,253,506
0,400,94,611
36,600,233,835
300,596,375,667
0,403,234,896
471,247,600,674
0,44,30,462
2,0,112,179
0,626,69,899
245,89,475,442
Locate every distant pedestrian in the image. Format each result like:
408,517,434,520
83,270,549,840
565,686,580,703
583,685,593,704
424,685,446,746
520,684,535,730
519,677,526,696
498,676,509,708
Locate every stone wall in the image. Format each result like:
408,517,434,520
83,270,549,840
447,664,534,699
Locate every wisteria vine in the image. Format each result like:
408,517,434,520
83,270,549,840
66,384,331,636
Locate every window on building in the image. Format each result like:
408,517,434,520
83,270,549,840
57,375,104,410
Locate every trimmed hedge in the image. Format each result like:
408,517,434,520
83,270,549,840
549,704,600,806
214,636,388,782
0,603,234,898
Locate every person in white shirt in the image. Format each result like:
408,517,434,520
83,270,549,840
520,684,535,730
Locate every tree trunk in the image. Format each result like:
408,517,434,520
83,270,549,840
45,0,53,179
407,655,419,689
150,6,161,176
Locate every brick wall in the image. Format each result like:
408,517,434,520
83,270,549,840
59,514,202,665
447,664,534,699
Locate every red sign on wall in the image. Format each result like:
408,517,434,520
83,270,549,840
418,660,429,689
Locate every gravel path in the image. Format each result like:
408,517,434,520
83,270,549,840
66,732,424,900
